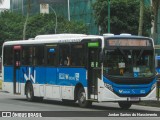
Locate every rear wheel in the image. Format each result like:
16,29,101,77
77,88,92,108
118,102,132,109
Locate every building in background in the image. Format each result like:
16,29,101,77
0,0,10,12
8,0,160,37
10,0,98,35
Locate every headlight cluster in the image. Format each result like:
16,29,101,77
104,83,113,91
151,83,156,91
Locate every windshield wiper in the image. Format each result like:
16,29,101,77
117,47,128,62
136,49,144,62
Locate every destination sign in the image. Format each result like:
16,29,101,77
108,39,151,46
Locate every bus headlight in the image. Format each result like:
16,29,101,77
151,83,156,91
104,83,113,91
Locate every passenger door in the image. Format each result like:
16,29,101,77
13,46,22,94
87,41,101,100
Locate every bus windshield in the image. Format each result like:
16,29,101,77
103,48,155,78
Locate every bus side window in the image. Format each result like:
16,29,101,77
3,46,13,65
71,44,85,67
22,46,33,66
33,45,44,66
59,45,70,66
46,47,57,66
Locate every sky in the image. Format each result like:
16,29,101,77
0,0,10,9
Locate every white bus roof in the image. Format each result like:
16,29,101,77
3,34,103,46
35,34,87,40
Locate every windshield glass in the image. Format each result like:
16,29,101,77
103,48,154,78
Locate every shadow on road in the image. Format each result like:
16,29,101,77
10,98,149,112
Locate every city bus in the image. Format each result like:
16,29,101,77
155,45,160,78
2,34,156,109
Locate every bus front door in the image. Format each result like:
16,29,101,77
88,47,101,100
13,46,21,94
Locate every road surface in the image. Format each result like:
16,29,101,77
0,90,160,120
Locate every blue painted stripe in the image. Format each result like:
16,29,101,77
4,66,13,82
3,66,88,87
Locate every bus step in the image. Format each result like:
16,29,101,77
90,94,98,99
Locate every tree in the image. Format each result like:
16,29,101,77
93,0,152,36
23,0,31,40
0,12,25,41
152,0,160,44
138,0,144,36
0,12,87,41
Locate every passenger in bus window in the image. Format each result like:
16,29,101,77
64,56,70,66
60,55,70,66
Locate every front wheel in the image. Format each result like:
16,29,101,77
77,88,92,108
118,102,132,109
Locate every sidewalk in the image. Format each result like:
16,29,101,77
137,101,160,108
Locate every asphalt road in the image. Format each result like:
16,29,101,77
0,90,160,120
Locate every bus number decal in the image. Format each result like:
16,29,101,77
59,73,80,81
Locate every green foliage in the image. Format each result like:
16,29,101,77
93,0,152,36
26,14,87,38
0,12,25,41
0,11,87,41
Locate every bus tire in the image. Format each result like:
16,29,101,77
118,102,132,109
26,82,35,102
77,88,92,108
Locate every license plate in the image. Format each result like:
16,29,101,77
129,97,140,101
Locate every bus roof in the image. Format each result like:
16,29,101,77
3,34,103,46
35,34,87,40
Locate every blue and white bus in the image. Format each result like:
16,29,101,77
155,45,160,78
2,34,156,109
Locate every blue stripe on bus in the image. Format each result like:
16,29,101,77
103,76,156,95
4,66,14,82
4,66,87,87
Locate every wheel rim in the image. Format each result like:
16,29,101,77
27,87,31,99
79,92,86,104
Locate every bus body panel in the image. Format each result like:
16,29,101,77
98,84,156,102
4,66,13,82
103,76,156,96
56,68,87,87
3,65,88,100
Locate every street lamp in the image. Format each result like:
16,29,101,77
67,0,70,21
108,0,110,33
49,6,57,34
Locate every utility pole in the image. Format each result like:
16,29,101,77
108,0,110,33
68,0,70,21
49,6,57,34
